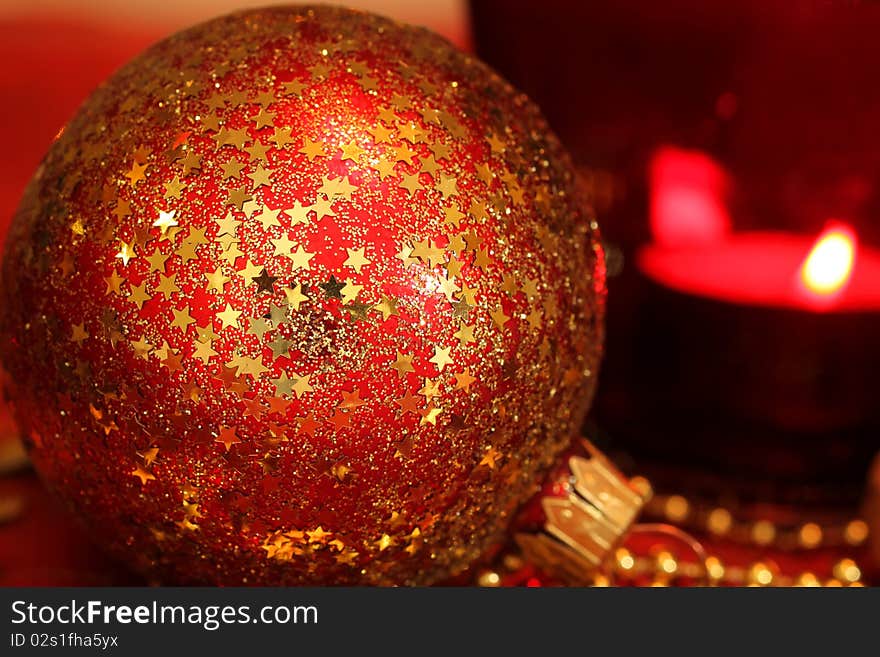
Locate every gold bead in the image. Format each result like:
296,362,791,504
752,520,776,546
502,553,524,571
705,556,725,583
798,522,823,549
844,519,869,546
796,572,821,587
707,508,732,535
656,550,678,575
615,547,635,572
477,570,501,587
748,562,774,586
833,558,861,583
664,495,690,522
629,475,652,499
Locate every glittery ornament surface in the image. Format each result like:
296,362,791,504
0,5,605,585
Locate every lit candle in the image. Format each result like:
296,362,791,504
609,149,880,484
638,223,880,313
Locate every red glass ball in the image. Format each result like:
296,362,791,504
0,6,604,584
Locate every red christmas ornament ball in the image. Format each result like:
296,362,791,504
0,6,605,584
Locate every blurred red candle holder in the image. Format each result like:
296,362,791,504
615,147,880,499
471,2,880,505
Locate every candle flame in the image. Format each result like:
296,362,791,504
799,223,857,299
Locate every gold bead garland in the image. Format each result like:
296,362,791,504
643,492,869,550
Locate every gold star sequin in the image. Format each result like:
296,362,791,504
272,373,296,396
284,201,312,226
105,272,124,295
237,260,261,282
430,141,451,160
451,371,475,396
373,159,396,180
145,250,169,274
248,164,273,188
245,141,270,162
299,137,327,160
292,374,313,398
216,425,241,451
450,299,473,321
283,283,309,310
71,323,89,343
114,199,132,221
419,378,440,401
396,243,416,267
419,403,442,426
429,346,454,373
132,144,151,163
254,206,282,229
217,303,242,329
443,205,465,228
434,174,457,197
220,159,246,180
139,446,159,466
339,389,366,409
474,248,492,271
339,281,362,304
399,172,422,195
453,322,476,345
125,161,148,186
251,268,278,293
446,255,463,277
192,340,218,363
344,247,370,273
374,295,398,320
226,186,252,210
487,132,506,153
130,465,155,485
490,306,510,329
411,239,444,267
320,174,357,199
171,307,195,331
527,308,542,330
270,233,296,257
270,127,295,148
480,447,502,469
340,139,366,162
153,209,178,234
115,241,135,266
436,274,460,301
394,389,420,415
180,151,202,175
251,108,275,129
368,123,395,144
128,282,151,310
163,176,185,199
282,79,306,96
156,274,180,298
224,127,250,149
392,352,414,378
289,245,315,271
205,267,230,291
